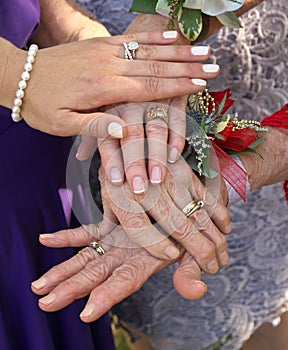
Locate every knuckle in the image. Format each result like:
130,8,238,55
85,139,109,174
145,122,167,137
125,124,144,138
172,216,193,241
112,264,142,292
149,61,166,77
144,77,161,94
140,45,156,60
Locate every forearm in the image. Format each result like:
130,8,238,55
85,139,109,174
31,0,110,47
239,127,288,191
0,38,25,109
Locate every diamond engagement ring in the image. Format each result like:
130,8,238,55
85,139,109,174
123,41,139,60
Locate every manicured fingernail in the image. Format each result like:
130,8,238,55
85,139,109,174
165,246,179,259
108,122,123,138
207,259,218,273
150,166,162,184
39,233,54,239
132,176,145,194
203,64,219,73
39,293,56,305
168,147,178,164
31,277,47,289
110,167,122,183
80,304,95,318
220,251,229,265
191,78,207,86
191,46,209,56
163,30,178,39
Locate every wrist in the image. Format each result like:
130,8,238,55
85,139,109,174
0,38,26,109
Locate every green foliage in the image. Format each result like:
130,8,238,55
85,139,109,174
178,7,202,41
129,0,158,14
217,11,243,28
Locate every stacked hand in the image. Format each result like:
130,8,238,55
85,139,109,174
32,159,231,322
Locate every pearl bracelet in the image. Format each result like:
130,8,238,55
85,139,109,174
11,44,39,122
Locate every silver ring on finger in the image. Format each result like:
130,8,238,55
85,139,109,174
182,200,204,217
123,41,139,60
88,241,106,256
144,105,169,125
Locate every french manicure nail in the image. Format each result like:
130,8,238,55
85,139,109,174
110,167,122,183
150,166,162,184
39,293,56,305
31,277,47,289
108,122,123,138
191,46,209,56
165,246,179,259
80,304,95,318
203,64,220,73
168,147,178,164
132,176,145,194
191,78,207,86
163,30,178,39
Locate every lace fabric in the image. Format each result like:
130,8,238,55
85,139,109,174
79,1,288,349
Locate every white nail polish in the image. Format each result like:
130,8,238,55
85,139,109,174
191,78,207,87
191,46,209,56
203,64,219,73
111,167,122,183
163,30,178,39
108,122,123,138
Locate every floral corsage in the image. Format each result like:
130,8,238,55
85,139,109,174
130,0,244,41
184,89,267,200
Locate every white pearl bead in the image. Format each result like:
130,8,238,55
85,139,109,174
24,62,33,72
26,55,35,64
29,44,38,53
21,71,30,81
16,89,24,99
11,113,22,122
12,106,20,114
14,98,22,107
18,80,27,89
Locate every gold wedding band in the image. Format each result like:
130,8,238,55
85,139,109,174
182,200,204,217
88,241,106,256
145,106,169,125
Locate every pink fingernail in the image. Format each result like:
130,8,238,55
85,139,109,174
31,277,47,289
168,147,178,164
165,246,179,259
150,166,162,184
39,293,56,305
80,304,95,318
111,167,122,183
39,233,54,239
132,176,146,194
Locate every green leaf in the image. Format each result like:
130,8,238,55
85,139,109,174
248,136,263,149
214,133,225,140
129,0,158,14
178,8,202,41
216,12,243,28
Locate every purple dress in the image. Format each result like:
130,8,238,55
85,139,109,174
0,1,115,349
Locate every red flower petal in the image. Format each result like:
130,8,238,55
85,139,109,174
210,89,235,114
213,128,259,152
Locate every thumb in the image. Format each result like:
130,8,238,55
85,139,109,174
76,112,127,160
81,112,127,139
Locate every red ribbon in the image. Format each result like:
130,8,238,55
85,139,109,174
210,142,247,201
